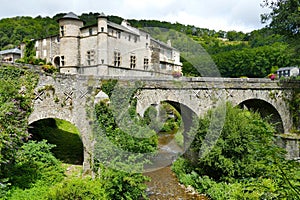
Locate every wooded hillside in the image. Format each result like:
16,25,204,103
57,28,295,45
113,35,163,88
0,12,298,78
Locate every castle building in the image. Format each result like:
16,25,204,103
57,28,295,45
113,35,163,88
24,12,182,76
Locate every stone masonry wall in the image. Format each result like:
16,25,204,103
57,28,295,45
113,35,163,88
27,74,299,171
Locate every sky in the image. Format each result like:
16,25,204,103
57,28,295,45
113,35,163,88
0,0,270,33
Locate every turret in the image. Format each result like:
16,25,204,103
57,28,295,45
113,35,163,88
58,12,83,74
97,13,109,74
98,12,108,33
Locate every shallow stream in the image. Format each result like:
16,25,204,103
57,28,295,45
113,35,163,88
144,134,208,200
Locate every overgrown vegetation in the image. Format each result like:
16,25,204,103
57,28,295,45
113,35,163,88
93,81,159,199
280,79,300,132
0,66,39,195
172,103,300,199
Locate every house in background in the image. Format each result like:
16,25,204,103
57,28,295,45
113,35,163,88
276,66,299,78
0,48,21,63
21,12,182,76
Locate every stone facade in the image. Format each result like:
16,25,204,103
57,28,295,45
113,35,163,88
0,48,21,62
28,74,299,171
25,12,182,77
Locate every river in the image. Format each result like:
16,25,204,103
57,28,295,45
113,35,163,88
143,134,208,200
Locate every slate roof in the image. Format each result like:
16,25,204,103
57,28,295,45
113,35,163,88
0,48,21,55
107,21,139,36
61,12,81,20
277,66,299,71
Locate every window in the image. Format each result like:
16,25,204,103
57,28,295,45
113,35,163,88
87,50,95,66
146,34,149,39
89,28,93,36
114,51,121,67
43,50,47,57
35,41,39,47
144,58,149,70
43,39,47,46
134,36,137,43
128,35,131,41
36,51,39,58
61,56,65,66
117,31,121,39
60,26,64,37
130,55,136,68
160,63,166,70
101,27,104,32
146,43,148,48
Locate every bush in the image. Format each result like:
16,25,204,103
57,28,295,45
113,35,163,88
47,177,107,200
41,64,57,73
190,103,286,182
97,165,149,200
172,103,300,199
7,140,65,189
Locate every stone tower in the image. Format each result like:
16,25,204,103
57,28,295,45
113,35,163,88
97,13,109,75
58,12,83,74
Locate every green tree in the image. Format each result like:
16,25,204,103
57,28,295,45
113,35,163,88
189,103,286,181
261,0,300,38
173,103,300,199
261,0,300,62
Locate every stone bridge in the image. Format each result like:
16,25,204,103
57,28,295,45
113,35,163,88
27,73,298,171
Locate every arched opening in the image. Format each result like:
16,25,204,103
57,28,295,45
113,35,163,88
28,118,83,165
53,56,60,68
238,99,284,133
143,101,198,168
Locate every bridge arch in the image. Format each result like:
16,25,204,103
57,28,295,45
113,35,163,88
137,94,199,152
28,118,83,165
235,98,284,133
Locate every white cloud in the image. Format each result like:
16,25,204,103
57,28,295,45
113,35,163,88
0,0,268,32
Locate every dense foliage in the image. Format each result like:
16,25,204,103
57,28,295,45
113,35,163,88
212,42,293,77
261,0,300,62
0,66,38,191
0,16,58,50
172,103,300,199
261,0,300,38
93,80,159,199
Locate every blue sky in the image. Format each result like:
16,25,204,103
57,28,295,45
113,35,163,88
0,0,270,32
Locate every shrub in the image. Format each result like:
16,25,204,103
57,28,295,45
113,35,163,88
172,103,300,199
189,103,286,182
47,177,107,200
97,165,149,200
7,140,65,189
41,64,57,73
